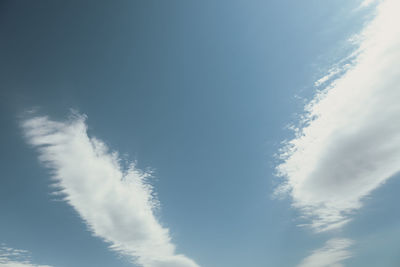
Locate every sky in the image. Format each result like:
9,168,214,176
0,0,399,266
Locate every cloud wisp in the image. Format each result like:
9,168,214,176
22,114,199,267
297,239,353,267
276,0,400,233
0,245,52,267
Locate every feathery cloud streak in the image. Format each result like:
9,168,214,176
298,239,353,267
0,245,52,267
22,114,199,267
276,0,400,232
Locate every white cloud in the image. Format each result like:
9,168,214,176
360,0,378,8
22,114,199,267
298,239,353,267
0,245,52,267
276,0,400,232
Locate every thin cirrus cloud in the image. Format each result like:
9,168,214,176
0,244,52,267
276,0,400,233
297,239,353,267
22,114,199,267
360,0,378,7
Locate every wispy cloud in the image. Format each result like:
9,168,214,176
22,114,199,267
298,239,353,267
276,0,400,232
0,244,52,267
360,0,378,8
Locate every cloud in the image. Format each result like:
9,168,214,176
360,0,378,8
298,239,353,267
22,114,199,267
0,245,53,267
276,0,400,232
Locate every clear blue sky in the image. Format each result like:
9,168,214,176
1,1,399,266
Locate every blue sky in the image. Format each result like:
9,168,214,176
1,0,400,266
